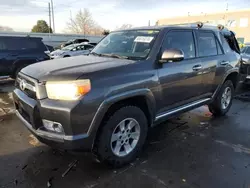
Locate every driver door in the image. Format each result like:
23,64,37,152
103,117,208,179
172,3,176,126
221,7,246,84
157,29,204,112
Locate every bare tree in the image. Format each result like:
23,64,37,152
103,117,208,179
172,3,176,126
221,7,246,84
66,9,103,35
0,25,14,32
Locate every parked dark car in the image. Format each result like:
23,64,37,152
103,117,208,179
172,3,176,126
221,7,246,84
14,23,240,167
0,36,50,78
60,39,90,48
240,45,250,84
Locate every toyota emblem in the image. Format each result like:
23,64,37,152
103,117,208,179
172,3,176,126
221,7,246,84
19,80,27,91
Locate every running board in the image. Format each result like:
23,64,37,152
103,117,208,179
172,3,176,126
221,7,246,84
155,98,211,121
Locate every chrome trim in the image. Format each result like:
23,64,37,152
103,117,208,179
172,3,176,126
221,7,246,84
155,98,211,121
16,110,88,141
246,75,250,79
18,72,37,84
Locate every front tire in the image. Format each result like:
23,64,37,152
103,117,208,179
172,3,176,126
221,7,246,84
94,106,148,167
209,80,234,116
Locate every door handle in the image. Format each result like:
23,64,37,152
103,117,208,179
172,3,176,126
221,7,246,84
192,64,202,71
220,61,229,65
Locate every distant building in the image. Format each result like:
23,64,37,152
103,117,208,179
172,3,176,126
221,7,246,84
157,9,250,42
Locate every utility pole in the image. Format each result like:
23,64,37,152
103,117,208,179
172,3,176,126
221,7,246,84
48,2,52,34
51,0,55,33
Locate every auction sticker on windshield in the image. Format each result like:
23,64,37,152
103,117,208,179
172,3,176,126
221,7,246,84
134,36,154,43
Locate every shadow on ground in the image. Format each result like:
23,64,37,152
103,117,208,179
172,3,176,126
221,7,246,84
1,100,250,188
1,82,250,188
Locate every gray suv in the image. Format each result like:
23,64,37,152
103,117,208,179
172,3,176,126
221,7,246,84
13,23,241,167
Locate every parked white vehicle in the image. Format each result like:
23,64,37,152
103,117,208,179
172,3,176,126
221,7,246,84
50,43,94,59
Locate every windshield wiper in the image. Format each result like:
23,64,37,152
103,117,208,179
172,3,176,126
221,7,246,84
100,53,129,59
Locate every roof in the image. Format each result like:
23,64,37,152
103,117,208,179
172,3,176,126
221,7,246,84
115,22,232,34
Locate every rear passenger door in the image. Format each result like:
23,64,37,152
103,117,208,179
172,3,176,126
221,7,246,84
157,30,204,112
195,30,222,96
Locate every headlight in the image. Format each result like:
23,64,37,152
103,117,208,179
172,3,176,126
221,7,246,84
45,80,91,100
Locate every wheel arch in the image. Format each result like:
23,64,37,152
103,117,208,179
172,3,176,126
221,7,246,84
212,70,239,100
88,89,156,149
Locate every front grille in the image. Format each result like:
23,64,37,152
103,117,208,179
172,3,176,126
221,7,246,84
16,74,37,99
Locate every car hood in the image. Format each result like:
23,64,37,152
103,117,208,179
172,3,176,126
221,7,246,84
21,55,135,81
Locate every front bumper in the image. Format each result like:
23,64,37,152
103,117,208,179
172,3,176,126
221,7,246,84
13,88,96,151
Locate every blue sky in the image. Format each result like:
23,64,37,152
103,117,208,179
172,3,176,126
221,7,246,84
0,0,250,33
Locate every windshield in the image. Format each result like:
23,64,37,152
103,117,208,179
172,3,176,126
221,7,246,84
91,30,159,59
61,44,77,51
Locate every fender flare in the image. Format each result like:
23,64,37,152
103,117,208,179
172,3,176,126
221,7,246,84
87,88,156,145
212,69,239,99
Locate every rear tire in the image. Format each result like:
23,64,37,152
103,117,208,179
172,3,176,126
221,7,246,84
209,80,234,116
94,106,148,167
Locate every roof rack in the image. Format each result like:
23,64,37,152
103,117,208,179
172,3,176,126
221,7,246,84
170,21,229,31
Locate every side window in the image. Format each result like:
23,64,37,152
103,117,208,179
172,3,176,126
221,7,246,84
245,47,250,54
85,45,93,50
220,34,231,53
241,47,246,53
0,38,7,50
162,30,195,59
0,37,20,50
76,46,81,51
81,45,86,50
0,37,41,50
19,39,39,50
197,31,217,57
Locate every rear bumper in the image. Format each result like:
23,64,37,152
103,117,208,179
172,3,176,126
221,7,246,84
13,88,96,151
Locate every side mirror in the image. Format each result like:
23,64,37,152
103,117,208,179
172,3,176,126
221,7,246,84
159,49,184,63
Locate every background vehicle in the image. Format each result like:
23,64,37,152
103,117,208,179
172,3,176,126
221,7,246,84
14,23,240,167
45,45,54,53
0,36,50,78
50,43,94,59
240,45,250,85
60,39,90,48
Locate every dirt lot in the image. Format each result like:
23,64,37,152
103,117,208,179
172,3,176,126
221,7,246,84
1,80,250,188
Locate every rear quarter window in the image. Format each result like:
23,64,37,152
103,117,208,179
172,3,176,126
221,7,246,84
220,34,232,53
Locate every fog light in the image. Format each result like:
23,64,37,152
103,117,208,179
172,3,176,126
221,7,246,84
42,119,64,133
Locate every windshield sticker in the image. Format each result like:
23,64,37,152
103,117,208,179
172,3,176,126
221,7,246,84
134,36,154,43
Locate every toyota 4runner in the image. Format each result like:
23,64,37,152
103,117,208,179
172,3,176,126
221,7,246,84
13,23,241,167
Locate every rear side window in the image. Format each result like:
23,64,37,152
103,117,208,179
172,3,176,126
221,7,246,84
197,31,217,57
162,30,195,59
220,34,232,53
